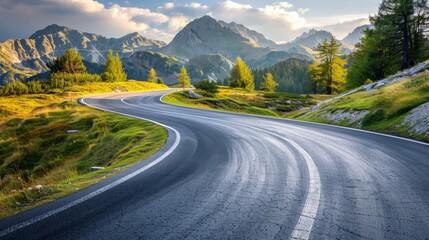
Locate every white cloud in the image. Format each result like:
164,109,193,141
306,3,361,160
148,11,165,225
209,1,307,41
168,15,191,31
317,18,370,40
0,0,372,44
298,8,309,15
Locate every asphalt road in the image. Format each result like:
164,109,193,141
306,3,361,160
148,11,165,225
1,89,429,240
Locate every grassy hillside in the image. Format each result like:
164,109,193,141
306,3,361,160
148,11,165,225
294,71,429,142
0,81,168,218
163,86,321,117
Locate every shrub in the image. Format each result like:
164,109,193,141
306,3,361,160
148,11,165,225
49,72,102,89
194,80,218,93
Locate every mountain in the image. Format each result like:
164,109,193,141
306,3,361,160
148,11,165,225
161,16,270,61
185,54,234,83
218,21,277,49
253,58,311,94
279,29,334,51
122,51,182,84
248,51,313,68
342,25,371,46
0,24,166,81
277,29,354,56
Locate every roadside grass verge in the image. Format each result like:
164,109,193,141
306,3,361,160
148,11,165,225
295,72,429,142
0,81,168,219
162,86,319,117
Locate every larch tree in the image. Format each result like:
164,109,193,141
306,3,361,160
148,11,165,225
314,38,347,94
148,68,157,83
308,61,323,94
178,66,191,88
260,72,278,92
229,57,255,90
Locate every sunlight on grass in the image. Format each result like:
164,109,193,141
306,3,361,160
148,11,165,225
0,81,168,218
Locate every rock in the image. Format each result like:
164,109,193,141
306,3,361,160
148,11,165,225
183,91,203,99
35,185,43,190
326,109,370,126
402,102,429,135
67,130,80,133
91,166,105,171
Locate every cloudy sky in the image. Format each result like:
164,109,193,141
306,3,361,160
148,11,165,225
0,0,380,43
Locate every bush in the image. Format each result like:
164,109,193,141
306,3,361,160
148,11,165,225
49,72,102,89
194,80,218,93
0,81,29,96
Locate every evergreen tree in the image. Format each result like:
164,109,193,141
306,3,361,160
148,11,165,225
148,68,157,83
347,0,429,88
314,38,347,94
253,59,311,94
229,57,254,90
375,0,429,69
102,50,127,82
178,66,191,88
47,49,86,74
260,73,278,92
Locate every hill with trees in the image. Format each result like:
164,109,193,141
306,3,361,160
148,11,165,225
253,58,311,94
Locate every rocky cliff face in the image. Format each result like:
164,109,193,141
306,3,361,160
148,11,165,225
185,54,234,83
161,16,270,61
218,21,277,49
0,24,166,81
122,51,182,84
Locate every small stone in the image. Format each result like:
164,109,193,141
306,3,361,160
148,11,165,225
67,130,80,133
91,166,105,171
35,185,43,190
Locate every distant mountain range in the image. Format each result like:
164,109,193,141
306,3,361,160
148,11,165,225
342,25,372,46
0,16,367,87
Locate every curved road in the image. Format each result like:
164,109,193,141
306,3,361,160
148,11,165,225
1,90,429,240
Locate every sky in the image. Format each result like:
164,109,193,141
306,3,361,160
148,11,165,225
0,0,380,43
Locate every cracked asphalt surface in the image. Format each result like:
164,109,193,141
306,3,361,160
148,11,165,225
1,90,428,240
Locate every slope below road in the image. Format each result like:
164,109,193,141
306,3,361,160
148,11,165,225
1,89,428,240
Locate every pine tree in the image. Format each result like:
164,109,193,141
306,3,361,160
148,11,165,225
148,68,157,83
229,57,254,90
314,38,347,94
347,0,429,88
178,66,191,88
375,0,429,69
260,72,278,92
102,50,127,82
47,49,86,74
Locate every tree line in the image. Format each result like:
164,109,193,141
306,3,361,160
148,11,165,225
0,49,128,96
347,0,429,89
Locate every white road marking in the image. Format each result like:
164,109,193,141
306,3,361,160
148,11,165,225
0,97,181,237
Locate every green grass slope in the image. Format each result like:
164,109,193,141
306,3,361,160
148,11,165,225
0,81,168,218
294,71,429,142
163,86,319,117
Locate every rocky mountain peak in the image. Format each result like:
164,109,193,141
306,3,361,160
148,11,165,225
29,24,73,39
